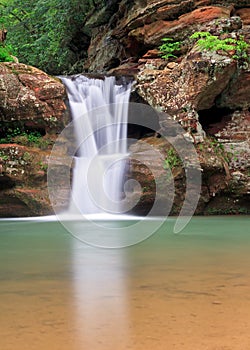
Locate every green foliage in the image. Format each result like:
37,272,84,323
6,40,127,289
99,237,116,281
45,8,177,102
199,137,232,165
0,151,9,161
190,32,249,61
209,138,224,154
0,125,20,143
37,161,48,171
159,38,181,60
0,43,14,62
164,148,182,170
22,151,32,162
0,0,107,74
0,124,51,149
206,207,249,215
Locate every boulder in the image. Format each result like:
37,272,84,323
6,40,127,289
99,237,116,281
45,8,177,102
136,46,237,130
0,63,67,133
0,63,70,217
217,70,250,109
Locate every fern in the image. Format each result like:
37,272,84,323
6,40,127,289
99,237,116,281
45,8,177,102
159,38,181,60
190,32,249,61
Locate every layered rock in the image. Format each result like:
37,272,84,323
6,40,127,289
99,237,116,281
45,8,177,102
103,1,249,215
0,63,69,217
131,11,249,215
0,63,67,133
1,0,250,216
85,0,249,72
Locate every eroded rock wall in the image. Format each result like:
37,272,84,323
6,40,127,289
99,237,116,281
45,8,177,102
0,0,249,216
0,63,70,217
83,0,250,215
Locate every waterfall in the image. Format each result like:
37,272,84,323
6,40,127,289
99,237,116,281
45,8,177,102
61,75,132,215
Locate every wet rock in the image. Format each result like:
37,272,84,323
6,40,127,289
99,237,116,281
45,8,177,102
127,133,240,215
127,137,174,215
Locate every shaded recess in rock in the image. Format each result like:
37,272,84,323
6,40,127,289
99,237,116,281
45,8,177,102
198,106,234,135
128,94,161,139
0,193,33,217
0,122,46,140
0,175,15,189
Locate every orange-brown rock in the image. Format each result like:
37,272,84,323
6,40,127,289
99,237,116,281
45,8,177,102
142,49,161,59
235,8,250,25
0,63,68,133
128,6,232,46
136,47,237,119
0,63,71,217
218,70,250,109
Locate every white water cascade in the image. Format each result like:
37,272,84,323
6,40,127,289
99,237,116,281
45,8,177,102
61,75,132,215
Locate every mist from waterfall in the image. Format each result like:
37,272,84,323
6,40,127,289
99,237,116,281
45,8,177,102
61,75,132,215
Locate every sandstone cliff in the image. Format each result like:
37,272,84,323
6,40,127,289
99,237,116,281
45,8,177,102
0,63,69,216
83,0,250,215
0,0,249,216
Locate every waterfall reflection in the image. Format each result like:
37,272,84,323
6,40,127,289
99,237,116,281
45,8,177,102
72,239,131,349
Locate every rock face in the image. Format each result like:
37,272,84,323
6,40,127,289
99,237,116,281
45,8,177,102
0,1,250,216
83,0,250,215
85,1,248,72
131,12,249,215
0,63,67,133
0,63,69,217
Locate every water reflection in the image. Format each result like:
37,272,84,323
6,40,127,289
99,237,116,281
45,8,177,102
72,239,131,349
0,221,75,350
0,217,250,349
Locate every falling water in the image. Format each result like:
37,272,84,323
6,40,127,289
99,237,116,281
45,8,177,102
61,75,132,215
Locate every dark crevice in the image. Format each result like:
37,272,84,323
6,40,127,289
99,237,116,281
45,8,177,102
127,124,157,140
198,106,234,136
0,175,15,190
128,92,161,140
0,122,46,140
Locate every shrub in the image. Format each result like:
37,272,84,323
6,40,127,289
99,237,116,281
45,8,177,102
164,148,182,170
159,38,181,60
0,44,14,62
0,125,51,149
190,32,249,61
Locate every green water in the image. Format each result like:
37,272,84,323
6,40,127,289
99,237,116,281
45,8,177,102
0,217,250,350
